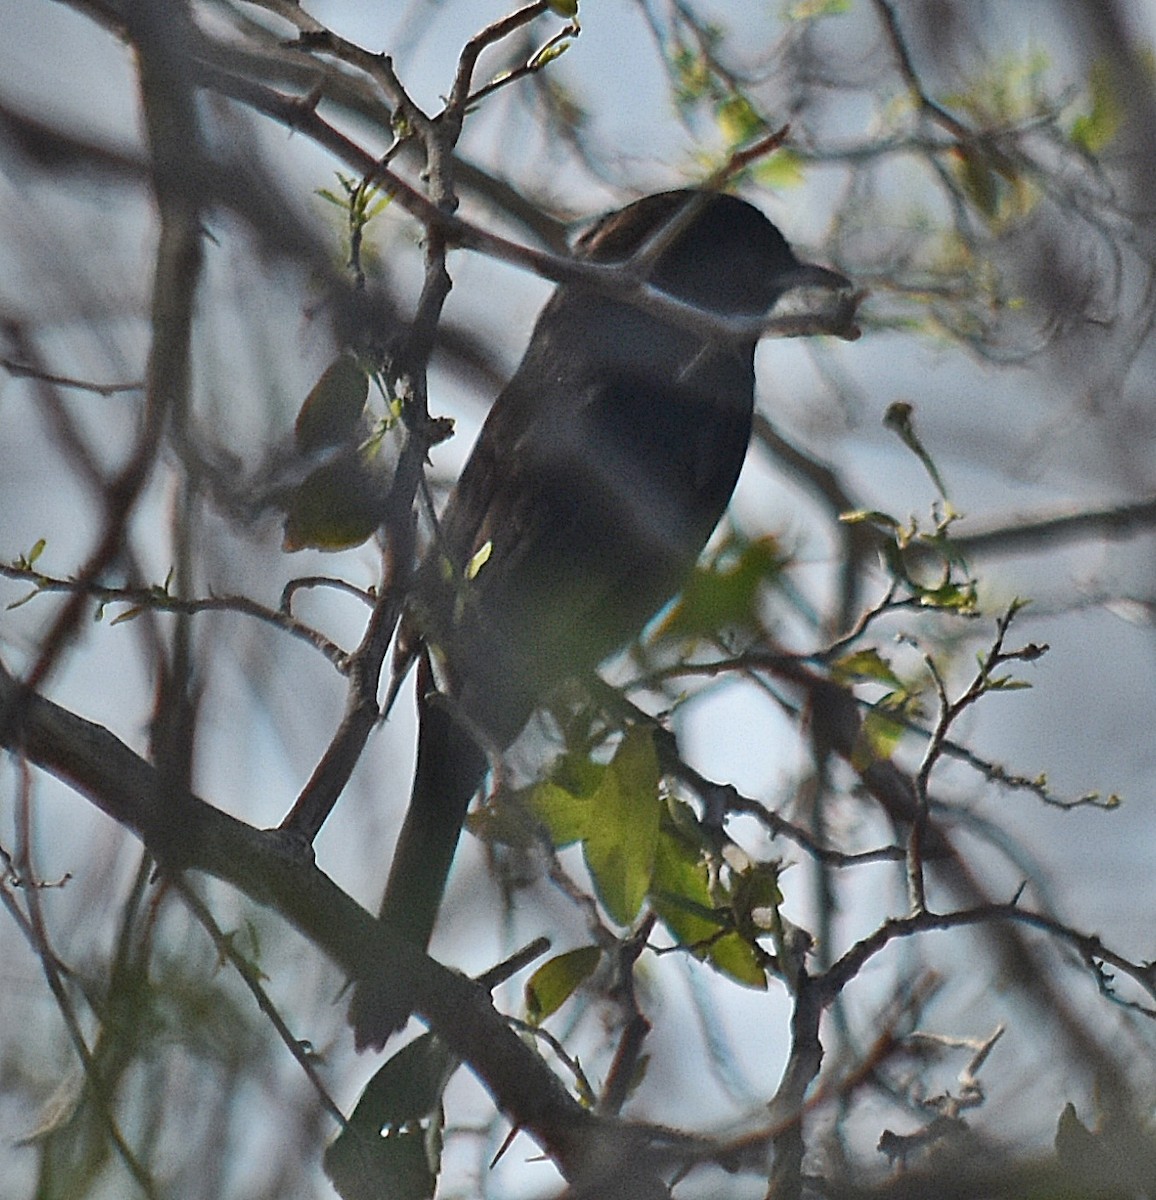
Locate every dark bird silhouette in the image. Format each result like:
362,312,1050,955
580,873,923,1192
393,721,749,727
351,189,850,1049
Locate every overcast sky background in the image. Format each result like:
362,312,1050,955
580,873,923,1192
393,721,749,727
2,2,1156,1195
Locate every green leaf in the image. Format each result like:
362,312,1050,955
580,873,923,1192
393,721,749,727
581,727,662,925
546,0,578,15
528,41,571,70
671,45,711,106
11,538,47,574
715,95,764,147
706,932,767,988
649,804,766,988
325,1120,439,1200
754,148,806,188
839,509,900,530
729,862,783,939
883,400,950,500
343,1031,458,1134
325,1032,456,1200
916,579,977,611
528,734,661,926
1069,61,1122,154
365,194,391,221
524,946,602,1023
294,353,369,452
656,534,785,642
649,818,719,945
466,540,492,581
109,606,146,626
830,648,902,688
281,449,386,552
787,0,851,18
852,699,907,770
7,588,41,611
985,674,1032,692
527,775,598,848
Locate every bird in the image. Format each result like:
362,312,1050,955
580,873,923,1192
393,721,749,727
350,189,851,1049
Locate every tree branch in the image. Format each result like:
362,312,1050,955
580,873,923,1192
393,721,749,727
0,660,663,1193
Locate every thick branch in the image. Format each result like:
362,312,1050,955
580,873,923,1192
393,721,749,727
0,661,659,1193
931,494,1156,560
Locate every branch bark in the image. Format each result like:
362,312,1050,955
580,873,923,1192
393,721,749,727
0,660,664,1195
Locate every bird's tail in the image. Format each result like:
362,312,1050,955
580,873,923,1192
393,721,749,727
350,660,487,1051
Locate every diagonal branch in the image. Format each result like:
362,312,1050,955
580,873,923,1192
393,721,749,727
0,659,664,1193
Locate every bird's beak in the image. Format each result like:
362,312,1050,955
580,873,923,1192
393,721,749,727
776,261,853,296
767,262,860,341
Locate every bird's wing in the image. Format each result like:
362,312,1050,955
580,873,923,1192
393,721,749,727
411,367,750,741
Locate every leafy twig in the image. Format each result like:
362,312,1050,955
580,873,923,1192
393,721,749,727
1,562,350,670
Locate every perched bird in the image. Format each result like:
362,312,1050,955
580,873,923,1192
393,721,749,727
351,189,850,1049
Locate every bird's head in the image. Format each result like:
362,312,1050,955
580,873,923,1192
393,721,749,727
577,189,850,319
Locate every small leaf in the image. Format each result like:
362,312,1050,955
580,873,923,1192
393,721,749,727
715,95,764,148
528,41,570,70
706,932,767,988
985,674,1032,691
282,448,387,552
466,540,492,581
672,46,711,106
852,700,907,770
649,807,767,988
294,353,370,452
582,727,662,925
12,538,48,572
916,579,977,611
524,946,602,1023
527,776,598,848
365,194,391,221
656,534,784,642
787,0,851,17
830,648,902,688
754,148,806,188
883,400,950,500
730,862,783,939
1069,61,1122,154
650,820,719,946
109,605,145,626
529,734,661,926
839,509,901,529
7,589,40,611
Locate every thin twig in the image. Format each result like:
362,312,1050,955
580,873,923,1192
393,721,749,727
4,759,161,1197
0,358,143,396
1,564,350,670
174,878,349,1131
